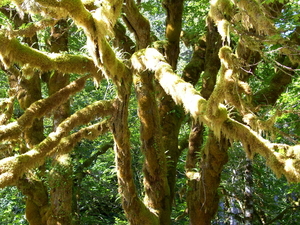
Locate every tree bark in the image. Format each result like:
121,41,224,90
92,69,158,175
244,158,254,225
134,70,172,224
47,19,73,225
158,1,185,216
187,131,229,225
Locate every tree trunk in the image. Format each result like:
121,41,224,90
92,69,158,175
187,131,229,225
5,11,50,225
47,19,73,225
186,14,227,225
244,158,254,225
134,70,171,225
159,1,185,218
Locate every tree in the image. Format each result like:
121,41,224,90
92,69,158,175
0,0,299,224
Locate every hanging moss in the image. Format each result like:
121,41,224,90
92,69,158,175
131,47,300,183
236,0,277,36
209,0,234,45
209,0,234,21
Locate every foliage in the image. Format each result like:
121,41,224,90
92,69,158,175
219,144,300,224
0,187,27,225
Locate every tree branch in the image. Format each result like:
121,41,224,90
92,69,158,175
0,75,89,142
0,100,114,188
0,32,100,76
131,47,300,182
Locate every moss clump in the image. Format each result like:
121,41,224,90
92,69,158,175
237,0,277,36
209,0,233,44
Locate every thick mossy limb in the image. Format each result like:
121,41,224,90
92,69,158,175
131,48,207,120
131,47,300,183
205,67,228,138
0,33,100,76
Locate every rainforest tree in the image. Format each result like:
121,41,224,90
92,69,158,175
0,0,299,224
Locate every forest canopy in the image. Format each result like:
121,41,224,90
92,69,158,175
0,0,299,224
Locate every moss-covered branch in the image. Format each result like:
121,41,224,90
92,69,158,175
222,119,300,182
131,47,300,182
0,100,114,188
0,76,88,142
51,120,111,156
132,48,207,120
0,33,100,76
